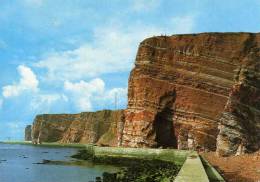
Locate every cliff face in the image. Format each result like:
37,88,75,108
122,33,260,156
24,125,32,141
31,110,125,146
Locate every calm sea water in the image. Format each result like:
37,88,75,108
0,143,117,182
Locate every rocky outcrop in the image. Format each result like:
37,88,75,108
24,125,32,141
122,33,260,156
217,61,260,156
31,110,125,146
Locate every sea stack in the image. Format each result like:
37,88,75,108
24,125,32,141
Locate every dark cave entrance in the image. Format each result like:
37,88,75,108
154,92,177,148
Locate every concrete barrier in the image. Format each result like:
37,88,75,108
89,146,225,181
174,152,209,182
200,156,225,182
93,146,191,166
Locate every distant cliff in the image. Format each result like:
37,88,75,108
31,110,125,146
24,125,32,141
122,33,260,156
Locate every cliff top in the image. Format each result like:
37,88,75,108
141,32,260,43
35,109,124,118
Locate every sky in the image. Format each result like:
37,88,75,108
0,0,260,140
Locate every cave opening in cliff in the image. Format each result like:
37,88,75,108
154,92,177,148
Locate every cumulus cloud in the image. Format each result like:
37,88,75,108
34,15,195,82
64,78,105,110
64,78,127,111
34,28,136,81
30,93,68,111
2,65,39,98
2,15,194,112
101,87,128,110
1,66,126,113
64,78,105,94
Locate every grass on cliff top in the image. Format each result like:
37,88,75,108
1,141,88,148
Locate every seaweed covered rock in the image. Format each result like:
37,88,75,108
102,159,180,182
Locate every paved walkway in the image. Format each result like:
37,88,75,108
174,152,209,182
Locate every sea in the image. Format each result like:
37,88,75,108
0,143,117,182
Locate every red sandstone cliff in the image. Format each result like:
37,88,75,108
31,110,125,146
122,33,260,156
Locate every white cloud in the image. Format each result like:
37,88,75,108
2,65,39,98
30,93,68,111
25,15,194,112
34,28,136,81
64,78,127,111
132,0,161,11
102,87,128,110
64,78,105,110
35,15,195,82
64,78,105,94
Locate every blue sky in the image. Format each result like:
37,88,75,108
0,0,260,140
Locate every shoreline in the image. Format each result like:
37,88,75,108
2,141,185,181
2,141,225,181
0,141,88,148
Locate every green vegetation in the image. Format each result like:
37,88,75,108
71,149,94,160
102,159,180,182
71,146,191,182
200,156,225,182
72,150,181,182
93,146,190,165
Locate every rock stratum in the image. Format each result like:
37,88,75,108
122,33,260,156
31,110,125,146
24,125,32,141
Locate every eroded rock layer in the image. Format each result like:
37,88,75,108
24,125,32,141
31,110,125,146
122,33,260,155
